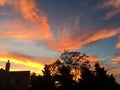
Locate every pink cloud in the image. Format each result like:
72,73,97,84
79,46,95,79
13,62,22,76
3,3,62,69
101,0,120,19
46,27,119,51
0,0,53,40
116,35,120,49
0,0,5,6
88,56,102,62
112,55,120,61
105,9,120,20
102,0,120,9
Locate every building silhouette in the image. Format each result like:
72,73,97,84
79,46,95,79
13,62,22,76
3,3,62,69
0,60,30,90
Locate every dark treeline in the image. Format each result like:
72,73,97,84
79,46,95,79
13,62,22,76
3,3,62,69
29,51,120,90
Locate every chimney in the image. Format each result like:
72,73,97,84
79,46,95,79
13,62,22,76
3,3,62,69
5,60,10,72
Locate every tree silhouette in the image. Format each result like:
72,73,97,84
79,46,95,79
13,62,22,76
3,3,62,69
55,65,75,90
29,72,42,90
42,64,56,90
29,50,120,90
77,62,120,90
48,50,91,81
94,63,120,90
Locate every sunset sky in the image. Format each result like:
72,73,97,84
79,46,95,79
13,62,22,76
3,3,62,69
0,0,120,83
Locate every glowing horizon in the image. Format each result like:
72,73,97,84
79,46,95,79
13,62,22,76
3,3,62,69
0,57,44,74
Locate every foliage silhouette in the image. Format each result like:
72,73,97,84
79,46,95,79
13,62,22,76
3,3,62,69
55,65,75,90
29,50,120,90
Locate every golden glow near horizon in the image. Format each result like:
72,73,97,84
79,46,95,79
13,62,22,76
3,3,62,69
0,57,44,74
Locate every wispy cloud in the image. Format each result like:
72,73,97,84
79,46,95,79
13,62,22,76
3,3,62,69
46,26,119,51
19,0,52,40
112,34,120,61
0,0,53,40
100,0,120,19
112,55,120,61
105,9,120,20
101,0,120,9
1,0,119,52
116,43,120,49
116,35,120,49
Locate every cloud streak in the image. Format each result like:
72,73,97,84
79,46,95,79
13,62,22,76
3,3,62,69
1,1,119,52
112,55,120,61
0,51,56,74
46,26,120,51
0,0,53,40
19,0,52,40
88,56,102,62
101,0,120,19
116,35,120,49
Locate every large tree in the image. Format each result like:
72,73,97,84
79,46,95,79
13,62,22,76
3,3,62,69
30,50,120,90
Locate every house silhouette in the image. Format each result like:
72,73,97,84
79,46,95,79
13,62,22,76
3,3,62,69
0,60,30,90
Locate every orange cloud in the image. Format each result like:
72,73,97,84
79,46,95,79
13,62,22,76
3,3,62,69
86,29,119,43
116,42,120,49
88,56,101,62
46,28,119,51
0,33,29,39
0,22,33,42
0,0,5,5
18,0,52,40
116,35,120,49
0,0,53,41
0,21,52,45
112,55,120,61
20,0,52,39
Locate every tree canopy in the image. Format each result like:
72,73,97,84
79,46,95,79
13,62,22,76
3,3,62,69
29,50,120,90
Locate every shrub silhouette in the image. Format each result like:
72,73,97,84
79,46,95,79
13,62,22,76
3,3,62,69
29,50,120,90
